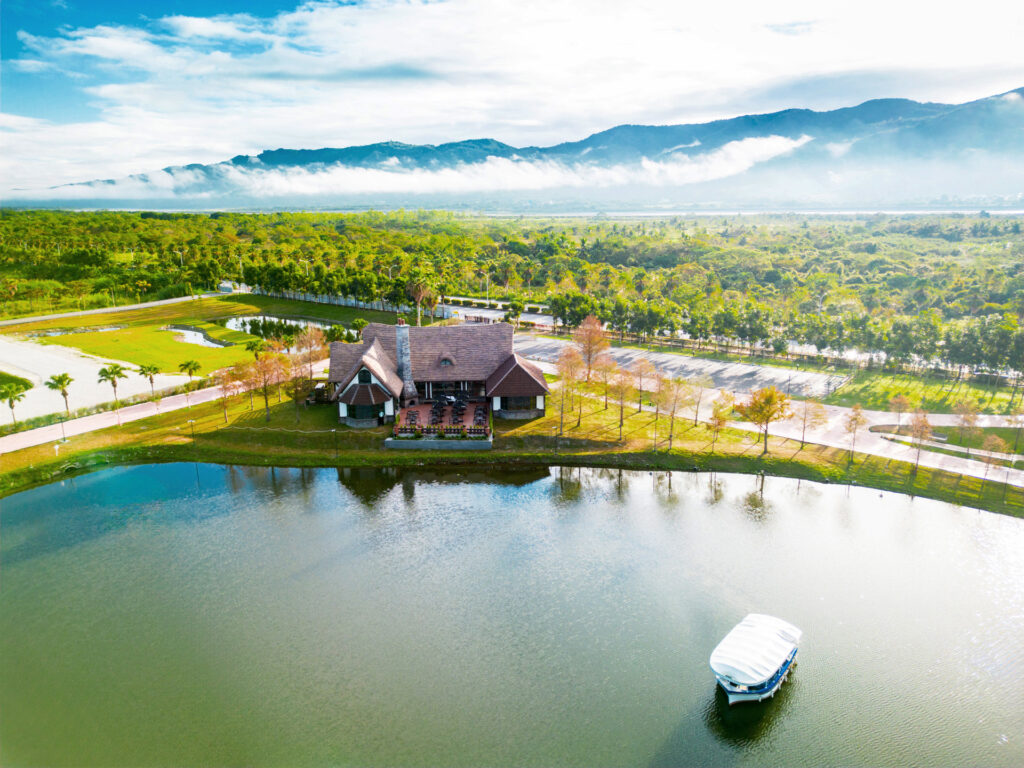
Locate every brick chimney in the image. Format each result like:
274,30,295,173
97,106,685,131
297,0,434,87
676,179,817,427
397,318,407,326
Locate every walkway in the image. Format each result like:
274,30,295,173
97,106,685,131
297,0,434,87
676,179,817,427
0,358,330,455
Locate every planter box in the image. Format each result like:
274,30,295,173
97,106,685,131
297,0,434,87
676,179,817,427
384,435,493,451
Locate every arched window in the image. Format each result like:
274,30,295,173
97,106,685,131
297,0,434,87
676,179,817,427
358,368,371,384
440,358,453,367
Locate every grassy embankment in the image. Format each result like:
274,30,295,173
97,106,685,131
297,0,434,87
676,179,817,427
0,371,33,391
542,334,1018,415
1,295,416,375
3,384,1022,517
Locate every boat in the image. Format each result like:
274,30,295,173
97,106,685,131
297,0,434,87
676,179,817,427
709,613,802,705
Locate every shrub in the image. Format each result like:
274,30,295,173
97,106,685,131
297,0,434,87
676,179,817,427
488,302,498,309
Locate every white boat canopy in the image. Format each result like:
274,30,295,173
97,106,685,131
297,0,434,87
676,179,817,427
710,614,802,685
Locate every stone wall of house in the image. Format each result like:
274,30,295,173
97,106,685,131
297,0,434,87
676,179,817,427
495,408,544,420
384,436,493,451
345,417,380,429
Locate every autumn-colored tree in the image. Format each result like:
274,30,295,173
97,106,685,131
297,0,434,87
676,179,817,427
297,324,326,381
630,358,656,412
649,368,668,448
735,385,791,455
609,366,636,441
214,368,238,423
909,408,932,471
981,434,1008,485
790,398,828,448
556,346,583,436
589,353,615,410
708,392,734,453
660,377,694,450
572,314,609,383
690,375,714,426
844,403,868,464
889,394,911,431
953,399,980,455
1010,405,1024,453
252,352,287,421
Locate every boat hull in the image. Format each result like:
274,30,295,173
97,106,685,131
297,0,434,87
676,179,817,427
715,649,797,705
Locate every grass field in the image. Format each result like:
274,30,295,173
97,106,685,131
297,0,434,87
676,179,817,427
0,371,32,391
3,381,1023,518
2,294,418,374
824,370,1017,414
2,294,416,335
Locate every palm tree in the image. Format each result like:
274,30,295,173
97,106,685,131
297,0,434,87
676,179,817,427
97,364,129,425
137,364,159,397
45,372,74,416
245,339,267,360
1,384,26,427
178,359,201,386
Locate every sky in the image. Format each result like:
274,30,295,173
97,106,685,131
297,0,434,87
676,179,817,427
2,0,1023,194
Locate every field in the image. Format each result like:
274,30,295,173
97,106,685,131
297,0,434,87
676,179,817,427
3,382,1023,518
823,370,1018,414
2,294,417,375
0,371,33,391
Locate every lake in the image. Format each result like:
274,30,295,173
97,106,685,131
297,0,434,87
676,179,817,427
2,464,1022,767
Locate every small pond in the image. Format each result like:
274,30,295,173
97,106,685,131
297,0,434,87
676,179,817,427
2,465,1022,767
163,324,232,348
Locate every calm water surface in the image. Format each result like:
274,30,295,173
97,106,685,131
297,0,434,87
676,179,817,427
2,464,1022,767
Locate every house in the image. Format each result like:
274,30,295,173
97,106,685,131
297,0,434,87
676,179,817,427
328,321,548,427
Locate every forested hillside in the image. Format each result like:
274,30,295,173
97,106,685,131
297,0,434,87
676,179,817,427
3,209,1024,374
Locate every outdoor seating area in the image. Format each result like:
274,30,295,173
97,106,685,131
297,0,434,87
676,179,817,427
400,395,489,432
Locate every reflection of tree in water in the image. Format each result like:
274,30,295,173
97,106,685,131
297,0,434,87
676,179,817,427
652,471,679,508
555,465,582,502
706,474,724,506
335,465,552,508
741,486,772,522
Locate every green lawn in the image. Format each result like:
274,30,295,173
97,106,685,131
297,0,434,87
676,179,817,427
825,370,1017,414
0,370,33,392
38,323,255,375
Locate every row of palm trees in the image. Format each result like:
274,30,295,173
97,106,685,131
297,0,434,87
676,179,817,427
1,360,205,429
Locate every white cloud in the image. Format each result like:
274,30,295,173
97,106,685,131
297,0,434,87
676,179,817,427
3,0,1024,191
30,134,810,199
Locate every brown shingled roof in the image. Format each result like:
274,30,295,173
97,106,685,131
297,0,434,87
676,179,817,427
361,322,516,382
338,383,391,406
327,338,403,396
486,354,549,397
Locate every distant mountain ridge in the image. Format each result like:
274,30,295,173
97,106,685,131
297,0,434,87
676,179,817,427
21,87,1024,210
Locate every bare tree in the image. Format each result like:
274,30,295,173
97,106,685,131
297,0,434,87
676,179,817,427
889,394,911,432
909,408,932,471
214,369,238,423
790,398,828,448
556,346,583,437
609,366,636,441
630,358,656,413
708,392,735,453
953,400,980,455
844,403,868,464
593,353,616,409
1010,405,1024,453
981,434,1007,486
691,375,714,426
297,325,326,381
572,314,609,383
660,377,694,451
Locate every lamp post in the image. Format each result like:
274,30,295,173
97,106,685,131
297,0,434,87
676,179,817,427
59,415,67,443
332,428,337,460
188,419,196,442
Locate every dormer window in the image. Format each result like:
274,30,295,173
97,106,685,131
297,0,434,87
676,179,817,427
358,368,371,384
440,359,453,367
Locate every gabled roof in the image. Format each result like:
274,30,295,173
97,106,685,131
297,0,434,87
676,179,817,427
338,383,391,406
328,337,403,396
361,322,516,382
486,353,549,396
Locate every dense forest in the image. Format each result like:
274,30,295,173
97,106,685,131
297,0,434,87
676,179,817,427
3,209,1024,375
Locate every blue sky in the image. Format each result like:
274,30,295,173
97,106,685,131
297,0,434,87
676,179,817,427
3,0,1023,192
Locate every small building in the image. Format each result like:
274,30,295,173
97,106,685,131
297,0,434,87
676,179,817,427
328,321,548,427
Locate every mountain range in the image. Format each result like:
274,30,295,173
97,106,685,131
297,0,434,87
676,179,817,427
15,87,1024,210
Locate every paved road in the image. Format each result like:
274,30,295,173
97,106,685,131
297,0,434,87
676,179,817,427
0,335,188,421
0,293,221,328
0,358,331,455
515,335,847,398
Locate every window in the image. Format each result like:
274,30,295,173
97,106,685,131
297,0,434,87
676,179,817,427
503,396,536,411
440,358,453,367
358,368,371,384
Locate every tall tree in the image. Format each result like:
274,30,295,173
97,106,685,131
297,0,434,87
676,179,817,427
889,394,910,432
844,403,868,464
909,408,932,471
735,386,791,455
790,398,828,448
1,384,26,427
97,364,129,425
708,392,734,453
630,358,657,412
407,266,436,326
953,400,980,455
609,366,636,441
137,364,159,397
593,353,616,409
556,346,583,437
45,372,74,416
572,314,609,382
660,377,693,451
